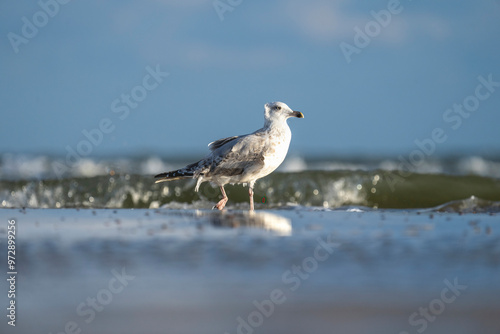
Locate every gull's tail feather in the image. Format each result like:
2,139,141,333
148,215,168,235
154,160,204,184
154,169,194,183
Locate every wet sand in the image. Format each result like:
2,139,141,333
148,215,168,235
0,208,499,334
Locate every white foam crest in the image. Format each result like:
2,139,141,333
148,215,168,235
279,156,308,172
457,156,500,178
140,156,174,175
0,154,52,179
312,161,368,171
0,154,183,179
73,159,108,177
378,160,399,171
378,159,444,174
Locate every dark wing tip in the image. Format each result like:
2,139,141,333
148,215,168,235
208,136,239,151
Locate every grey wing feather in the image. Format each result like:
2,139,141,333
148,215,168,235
208,136,240,151
207,133,266,177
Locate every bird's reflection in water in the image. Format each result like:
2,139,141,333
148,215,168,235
205,211,292,236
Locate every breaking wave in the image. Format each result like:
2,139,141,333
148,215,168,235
1,168,499,212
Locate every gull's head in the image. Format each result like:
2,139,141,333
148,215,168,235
264,102,304,122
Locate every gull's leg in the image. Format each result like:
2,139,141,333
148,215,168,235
248,186,254,211
213,186,228,210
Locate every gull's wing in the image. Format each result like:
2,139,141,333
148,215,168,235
156,131,268,187
208,136,240,151
206,132,267,177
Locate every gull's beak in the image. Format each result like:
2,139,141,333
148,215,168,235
292,110,304,118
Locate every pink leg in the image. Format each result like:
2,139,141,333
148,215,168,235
213,186,228,210
249,186,254,211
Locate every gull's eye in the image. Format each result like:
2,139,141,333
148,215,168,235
275,105,282,110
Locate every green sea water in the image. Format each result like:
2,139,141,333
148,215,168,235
1,154,499,211
1,171,499,211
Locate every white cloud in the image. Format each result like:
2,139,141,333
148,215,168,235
284,0,358,42
107,0,454,69
282,0,451,45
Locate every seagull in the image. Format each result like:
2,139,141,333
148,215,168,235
154,101,304,210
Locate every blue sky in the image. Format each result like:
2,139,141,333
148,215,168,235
1,0,500,158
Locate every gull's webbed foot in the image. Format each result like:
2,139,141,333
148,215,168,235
213,186,228,210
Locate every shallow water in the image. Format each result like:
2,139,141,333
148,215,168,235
0,208,499,334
